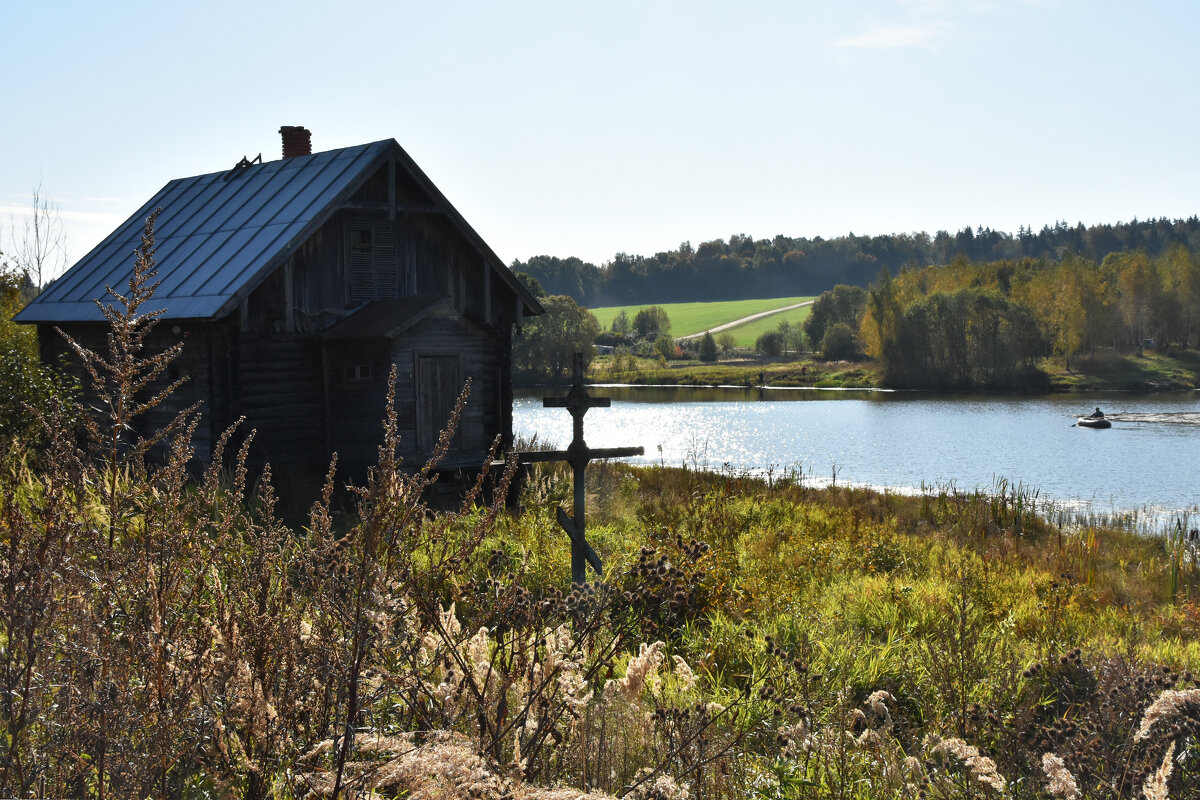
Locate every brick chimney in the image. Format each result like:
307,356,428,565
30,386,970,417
280,126,312,158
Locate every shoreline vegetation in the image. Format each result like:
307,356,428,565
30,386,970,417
515,349,1200,393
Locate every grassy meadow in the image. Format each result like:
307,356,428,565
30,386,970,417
588,348,1200,392
712,303,813,347
589,296,813,341
1044,350,1200,392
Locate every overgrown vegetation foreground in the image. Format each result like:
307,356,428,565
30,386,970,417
6,232,1200,799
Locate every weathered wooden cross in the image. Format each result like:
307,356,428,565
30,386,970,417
517,353,643,585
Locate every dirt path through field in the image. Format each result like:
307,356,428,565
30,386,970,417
677,299,815,339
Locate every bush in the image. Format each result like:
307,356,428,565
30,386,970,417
633,305,671,339
513,294,600,380
820,321,860,360
654,333,675,360
805,284,868,349
0,266,77,445
595,329,632,348
755,330,784,356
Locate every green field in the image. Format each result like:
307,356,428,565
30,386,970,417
718,303,813,347
588,296,813,341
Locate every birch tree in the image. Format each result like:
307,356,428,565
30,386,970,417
7,183,68,292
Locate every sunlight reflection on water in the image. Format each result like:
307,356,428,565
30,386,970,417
514,387,1200,529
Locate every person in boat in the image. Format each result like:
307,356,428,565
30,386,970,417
1086,407,1105,419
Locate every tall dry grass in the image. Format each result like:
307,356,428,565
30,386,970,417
0,215,767,799
4,214,1200,798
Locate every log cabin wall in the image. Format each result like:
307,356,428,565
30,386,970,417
33,228,522,485
284,212,458,324
287,221,346,332
234,255,329,476
38,322,216,463
229,212,512,481
322,338,395,478
227,330,326,475
261,158,523,337
321,313,505,480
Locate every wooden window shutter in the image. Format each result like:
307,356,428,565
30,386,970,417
349,225,374,302
348,218,402,303
374,225,399,297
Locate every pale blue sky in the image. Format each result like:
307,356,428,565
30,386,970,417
3,1,1198,276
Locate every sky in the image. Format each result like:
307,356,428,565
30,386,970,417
3,0,1199,279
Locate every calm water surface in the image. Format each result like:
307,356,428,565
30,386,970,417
514,387,1200,525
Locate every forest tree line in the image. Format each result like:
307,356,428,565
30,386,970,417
514,216,1200,306
847,247,1200,390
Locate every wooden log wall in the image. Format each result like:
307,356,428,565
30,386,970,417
39,322,215,463
228,331,327,475
322,338,393,478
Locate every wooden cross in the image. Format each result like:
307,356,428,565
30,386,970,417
517,353,643,585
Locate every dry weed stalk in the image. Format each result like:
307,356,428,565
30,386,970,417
1042,752,1082,799
0,404,85,795
1142,740,1175,800
6,210,216,799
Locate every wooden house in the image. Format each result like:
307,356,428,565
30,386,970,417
16,127,543,485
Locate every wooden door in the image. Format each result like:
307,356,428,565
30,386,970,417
416,355,461,454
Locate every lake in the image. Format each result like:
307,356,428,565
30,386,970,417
514,386,1200,529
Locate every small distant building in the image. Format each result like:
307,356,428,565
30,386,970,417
16,127,542,484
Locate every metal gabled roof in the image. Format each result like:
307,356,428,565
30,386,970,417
17,140,390,323
15,138,541,324
17,141,392,323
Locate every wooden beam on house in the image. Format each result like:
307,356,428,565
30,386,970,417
320,342,333,462
388,157,397,223
403,212,414,295
483,258,492,324
344,200,440,214
283,259,295,330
